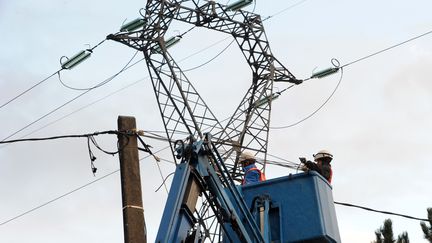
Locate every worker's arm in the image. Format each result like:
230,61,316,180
299,157,319,172
305,161,319,171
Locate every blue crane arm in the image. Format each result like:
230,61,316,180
156,135,264,242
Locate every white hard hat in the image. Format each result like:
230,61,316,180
313,149,333,161
240,151,255,163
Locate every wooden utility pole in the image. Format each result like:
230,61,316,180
117,116,147,243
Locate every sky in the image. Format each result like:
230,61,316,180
0,0,431,242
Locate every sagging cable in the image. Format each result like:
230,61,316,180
136,131,161,163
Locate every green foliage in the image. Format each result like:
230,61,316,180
373,219,409,243
396,232,409,243
420,208,432,242
374,230,383,243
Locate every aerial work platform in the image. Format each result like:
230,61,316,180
226,171,341,243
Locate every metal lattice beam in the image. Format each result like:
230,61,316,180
109,0,301,241
109,0,300,177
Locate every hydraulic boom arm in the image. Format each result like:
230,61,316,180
156,134,264,242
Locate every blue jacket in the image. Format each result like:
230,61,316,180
243,164,261,185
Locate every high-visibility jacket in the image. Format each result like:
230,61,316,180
242,165,266,185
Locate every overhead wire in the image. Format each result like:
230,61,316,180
0,170,119,227
340,28,432,69
0,144,173,227
2,0,309,143
3,2,431,234
0,124,303,227
270,64,344,129
136,135,170,193
334,201,428,222
57,50,139,91
0,39,107,110
0,76,149,152
155,172,176,192
270,27,432,129
265,152,300,168
0,129,150,175
1,23,205,143
0,130,119,145
183,39,236,72
262,0,310,21
6,129,427,226
1,52,144,142
22,78,147,138
1,36,233,146
177,36,232,63
0,71,60,110
0,1,325,226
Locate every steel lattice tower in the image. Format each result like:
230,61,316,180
109,0,301,240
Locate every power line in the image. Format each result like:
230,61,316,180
2,1,308,142
270,28,432,130
1,54,144,142
0,71,60,110
2,23,208,142
334,201,428,222
1,91,90,142
0,145,172,227
57,50,138,91
0,170,119,227
0,130,119,145
263,0,310,21
11,128,426,227
0,129,149,176
155,172,176,192
2,37,230,145
0,75,147,151
341,29,432,69
270,67,344,129
0,0,313,230
0,123,303,227
16,77,148,141
0,39,108,111
183,39,235,72
177,36,232,62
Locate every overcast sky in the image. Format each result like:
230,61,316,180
1,0,431,242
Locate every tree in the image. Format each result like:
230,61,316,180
381,219,395,243
396,232,409,243
374,230,383,243
373,219,409,243
420,208,432,242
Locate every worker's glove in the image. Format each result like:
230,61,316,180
299,157,307,164
299,157,308,171
300,164,309,172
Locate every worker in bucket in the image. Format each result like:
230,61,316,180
300,149,333,183
240,151,266,185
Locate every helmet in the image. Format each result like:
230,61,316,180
240,151,255,164
313,149,333,161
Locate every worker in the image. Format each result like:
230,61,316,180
240,151,266,185
300,149,333,183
